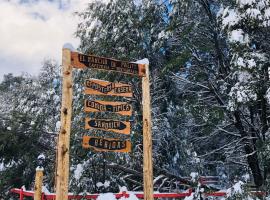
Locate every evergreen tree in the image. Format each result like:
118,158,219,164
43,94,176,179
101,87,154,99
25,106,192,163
0,61,61,198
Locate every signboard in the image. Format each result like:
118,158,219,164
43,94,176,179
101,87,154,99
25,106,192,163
85,100,132,116
71,52,146,76
85,118,131,135
85,79,132,97
82,136,131,152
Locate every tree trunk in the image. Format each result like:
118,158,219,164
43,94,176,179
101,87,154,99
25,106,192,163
234,111,263,187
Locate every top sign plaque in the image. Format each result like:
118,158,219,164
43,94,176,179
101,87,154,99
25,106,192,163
71,52,146,76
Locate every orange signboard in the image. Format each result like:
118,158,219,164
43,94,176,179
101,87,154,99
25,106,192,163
82,136,131,152
85,100,132,116
71,52,146,76
85,79,132,97
85,118,131,135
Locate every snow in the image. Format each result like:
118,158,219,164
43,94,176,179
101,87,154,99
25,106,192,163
265,88,270,104
221,9,240,28
246,8,262,19
233,181,244,193
190,172,198,182
55,121,61,131
21,185,26,191
247,59,256,69
226,181,244,197
230,83,257,103
38,154,45,160
36,166,44,171
97,182,104,188
133,0,142,7
173,151,179,164
97,193,116,200
119,194,139,200
117,187,139,200
158,30,165,39
63,43,76,51
0,162,4,171
42,186,52,194
104,180,110,188
74,163,83,181
265,8,270,18
134,58,149,65
242,173,250,182
89,19,102,30
95,192,138,200
237,71,251,83
236,57,245,67
53,95,60,103
153,175,164,185
237,0,256,8
229,29,249,44
184,193,194,200
119,186,128,192
53,78,59,88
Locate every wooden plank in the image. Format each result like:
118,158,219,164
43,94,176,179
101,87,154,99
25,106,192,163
82,136,131,152
85,118,131,135
34,168,43,200
55,48,73,200
85,79,133,97
142,64,153,200
85,100,132,116
71,51,146,76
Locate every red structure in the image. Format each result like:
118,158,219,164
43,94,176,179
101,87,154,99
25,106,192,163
10,187,231,199
11,187,267,199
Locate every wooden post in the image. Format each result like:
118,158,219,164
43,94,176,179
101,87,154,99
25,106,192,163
55,47,73,200
34,168,44,200
142,64,153,200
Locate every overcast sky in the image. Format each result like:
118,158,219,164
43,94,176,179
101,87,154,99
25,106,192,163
0,0,90,81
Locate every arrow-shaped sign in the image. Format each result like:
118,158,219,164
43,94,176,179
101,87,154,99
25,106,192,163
82,136,131,152
85,118,131,135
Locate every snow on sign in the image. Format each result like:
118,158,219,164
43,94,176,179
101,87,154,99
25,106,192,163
85,79,132,97
82,136,131,152
85,100,132,116
85,118,131,135
71,52,146,76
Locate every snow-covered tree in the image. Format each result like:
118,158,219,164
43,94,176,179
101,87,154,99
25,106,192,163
218,0,270,188
0,60,61,198
171,0,270,189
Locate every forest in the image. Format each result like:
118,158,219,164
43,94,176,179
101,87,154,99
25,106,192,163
1,0,270,199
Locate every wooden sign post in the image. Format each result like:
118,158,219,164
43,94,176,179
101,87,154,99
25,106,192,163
55,48,153,200
55,47,73,200
34,168,43,200
142,64,153,200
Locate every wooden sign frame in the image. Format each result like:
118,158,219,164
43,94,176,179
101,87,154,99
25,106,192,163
71,52,146,76
85,118,131,135
82,136,131,152
55,48,153,200
85,100,132,116
85,79,133,97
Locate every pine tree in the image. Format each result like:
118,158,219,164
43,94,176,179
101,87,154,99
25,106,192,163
0,61,61,198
